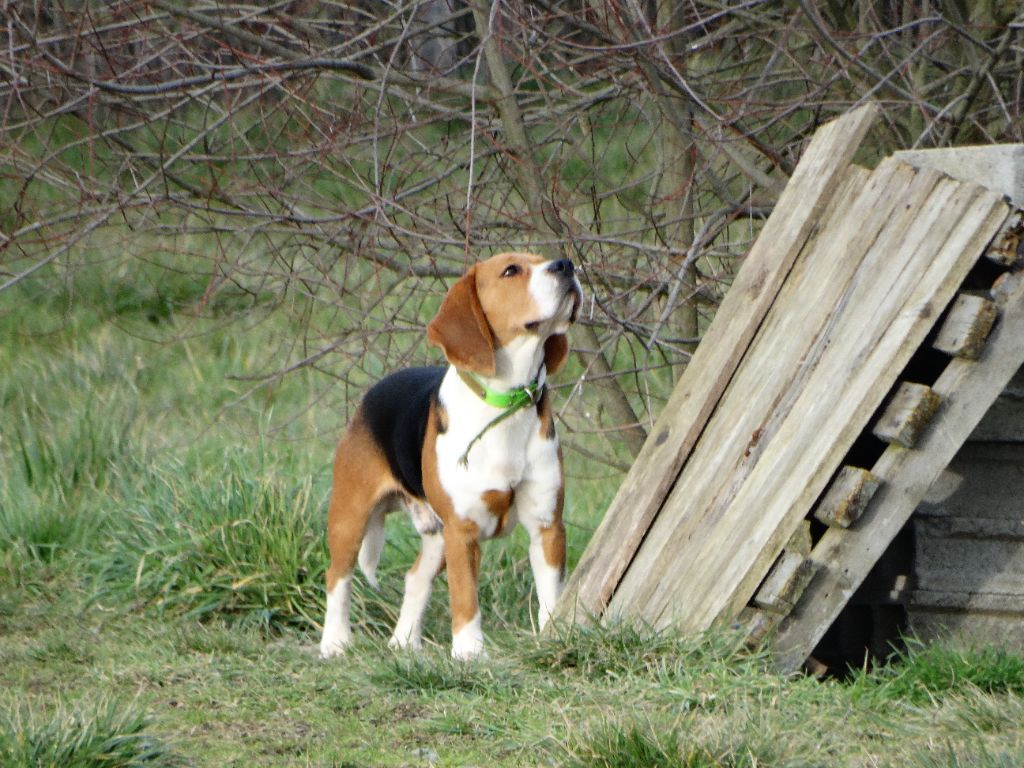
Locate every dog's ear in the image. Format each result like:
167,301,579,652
427,266,497,376
543,333,570,375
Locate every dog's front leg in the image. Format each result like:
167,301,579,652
521,515,566,631
444,517,485,659
529,521,566,630
516,467,566,631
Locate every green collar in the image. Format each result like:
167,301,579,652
457,369,543,410
455,367,546,467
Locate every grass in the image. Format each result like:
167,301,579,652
2,264,1024,766
0,697,177,768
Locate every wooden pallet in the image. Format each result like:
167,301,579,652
552,105,1024,672
771,240,1024,670
553,104,881,623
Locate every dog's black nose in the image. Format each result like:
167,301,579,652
547,259,575,277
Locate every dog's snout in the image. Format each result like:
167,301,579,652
547,259,575,278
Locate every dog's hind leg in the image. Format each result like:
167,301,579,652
321,414,396,659
358,506,386,590
389,530,445,651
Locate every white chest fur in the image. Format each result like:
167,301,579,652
434,368,561,538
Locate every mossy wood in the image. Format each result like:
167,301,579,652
932,294,998,359
813,467,880,529
872,382,942,448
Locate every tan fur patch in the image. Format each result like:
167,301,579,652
426,265,497,376
473,253,546,348
543,447,566,573
481,488,516,537
540,521,566,576
543,333,570,374
535,388,556,441
444,516,483,635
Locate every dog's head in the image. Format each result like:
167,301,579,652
427,252,582,377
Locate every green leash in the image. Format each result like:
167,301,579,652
456,368,545,468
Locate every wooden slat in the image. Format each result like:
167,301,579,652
984,210,1022,267
605,159,924,625
551,104,880,624
872,382,942,448
814,466,880,529
785,520,813,555
892,146,1024,211
991,270,1024,306
611,173,1006,633
735,607,775,647
754,551,817,615
772,263,1024,673
933,294,998,359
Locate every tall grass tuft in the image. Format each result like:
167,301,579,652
0,395,133,563
89,451,328,632
0,697,177,768
0,487,101,564
11,398,134,499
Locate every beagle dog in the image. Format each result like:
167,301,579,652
319,252,582,659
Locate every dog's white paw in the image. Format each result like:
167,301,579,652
450,614,486,660
319,630,351,660
388,632,423,652
451,641,488,661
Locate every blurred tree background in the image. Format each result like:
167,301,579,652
2,0,1022,470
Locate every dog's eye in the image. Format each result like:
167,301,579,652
501,264,521,278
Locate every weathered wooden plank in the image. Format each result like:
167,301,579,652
605,159,925,626
551,105,880,624
872,382,942,448
991,269,1024,306
933,294,998,359
616,175,1006,633
735,607,775,648
985,211,1023,267
814,466,880,529
754,551,817,615
893,145,1024,209
772,257,1024,673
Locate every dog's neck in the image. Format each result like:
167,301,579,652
484,334,547,393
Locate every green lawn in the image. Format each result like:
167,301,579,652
2,266,1023,767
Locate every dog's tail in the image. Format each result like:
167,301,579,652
358,506,385,590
